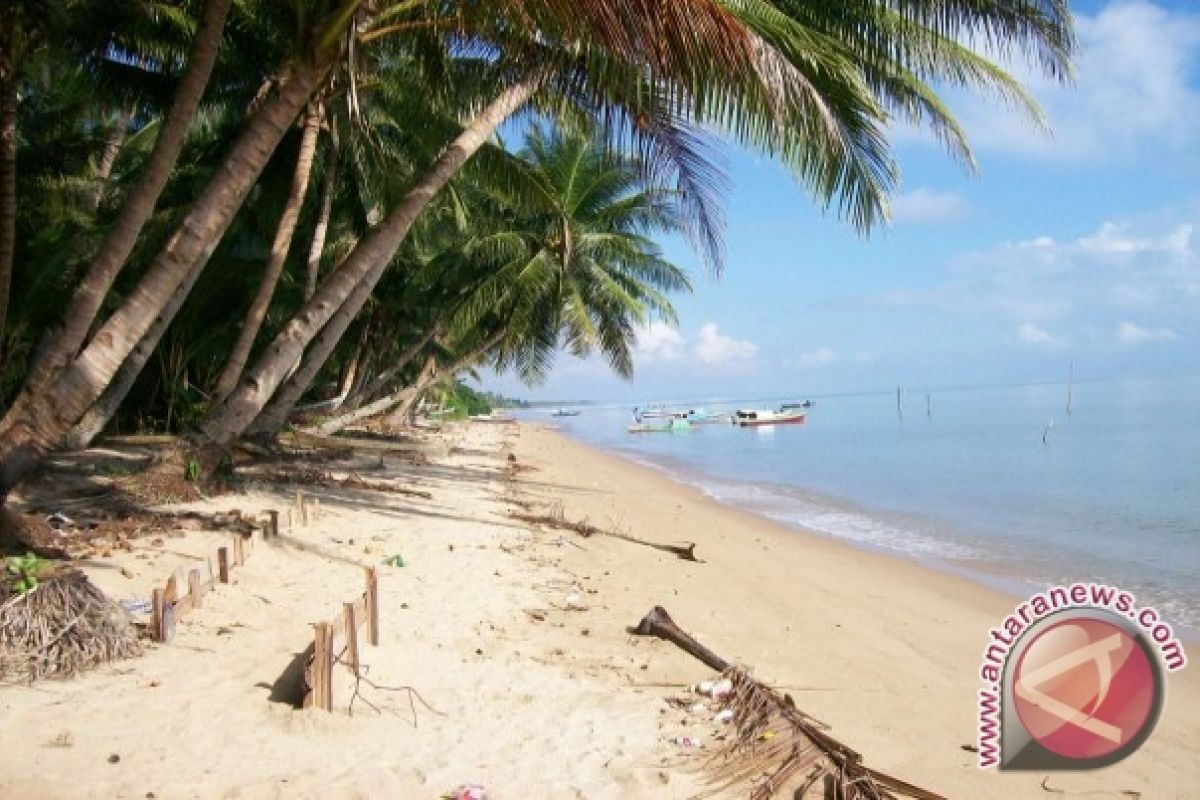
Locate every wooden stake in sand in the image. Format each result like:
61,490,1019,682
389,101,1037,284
217,547,230,583
267,509,279,538
343,601,360,673
312,622,333,712
365,567,380,646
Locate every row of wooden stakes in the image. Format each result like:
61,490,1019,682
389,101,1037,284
304,566,381,712
149,509,279,642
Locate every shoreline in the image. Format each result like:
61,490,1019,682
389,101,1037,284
515,422,1199,798
548,421,1200,642
0,420,1194,798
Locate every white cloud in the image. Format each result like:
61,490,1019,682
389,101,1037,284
1115,321,1178,345
788,347,838,369
1017,323,1067,350
899,1,1200,162
634,322,685,363
693,323,757,365
876,215,1199,323
891,188,971,224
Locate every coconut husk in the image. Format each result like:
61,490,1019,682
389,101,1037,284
0,571,142,682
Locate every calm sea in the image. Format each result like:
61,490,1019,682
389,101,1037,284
524,375,1200,632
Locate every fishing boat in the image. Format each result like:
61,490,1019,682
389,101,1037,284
552,409,582,417
683,408,730,424
633,403,676,420
780,400,814,409
732,408,807,427
628,417,693,433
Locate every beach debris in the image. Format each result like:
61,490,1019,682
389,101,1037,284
628,605,946,800
383,554,405,568
564,592,586,610
1,571,143,682
121,597,153,618
673,735,703,748
46,512,75,529
509,508,700,561
445,783,487,800
714,708,735,724
691,678,733,700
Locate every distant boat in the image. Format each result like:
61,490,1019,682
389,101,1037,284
633,403,674,421
683,408,730,424
552,409,582,417
780,400,814,409
628,417,693,433
732,408,807,427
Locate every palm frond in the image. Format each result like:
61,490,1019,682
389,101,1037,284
699,667,946,800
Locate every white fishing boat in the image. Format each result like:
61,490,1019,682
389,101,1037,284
732,408,807,427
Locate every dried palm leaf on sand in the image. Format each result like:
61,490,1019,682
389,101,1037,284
629,605,944,800
1,571,142,682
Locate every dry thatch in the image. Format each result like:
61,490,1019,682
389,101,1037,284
0,571,142,682
700,667,944,800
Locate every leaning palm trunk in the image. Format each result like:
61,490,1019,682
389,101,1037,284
304,118,337,302
354,320,442,407
0,58,327,497
1,0,233,418
59,252,210,450
194,75,542,464
211,103,322,404
329,354,439,434
0,70,16,363
308,326,445,435
381,327,506,429
242,264,376,438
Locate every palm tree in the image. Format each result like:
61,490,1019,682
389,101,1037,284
3,0,234,404
191,0,1074,470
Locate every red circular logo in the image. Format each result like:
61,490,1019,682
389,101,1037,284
1013,617,1157,760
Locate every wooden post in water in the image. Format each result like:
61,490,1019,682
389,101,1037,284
1067,360,1074,417
926,393,931,421
896,386,903,422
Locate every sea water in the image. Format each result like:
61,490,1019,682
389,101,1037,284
528,375,1200,631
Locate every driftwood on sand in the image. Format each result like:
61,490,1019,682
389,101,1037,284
510,510,699,561
1,571,142,682
629,606,945,800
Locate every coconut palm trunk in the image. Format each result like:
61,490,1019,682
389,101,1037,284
59,246,211,450
87,104,134,215
305,120,337,302
2,0,233,417
194,74,542,464
303,322,443,435
0,69,15,363
380,328,505,428
0,57,327,498
211,103,322,404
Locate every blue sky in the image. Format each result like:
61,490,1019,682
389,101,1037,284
483,0,1200,402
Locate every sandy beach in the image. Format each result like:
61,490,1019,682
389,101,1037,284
1,420,1195,799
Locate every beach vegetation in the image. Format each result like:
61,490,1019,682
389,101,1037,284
0,0,1075,504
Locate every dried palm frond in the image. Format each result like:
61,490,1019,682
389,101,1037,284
0,571,142,682
699,666,944,800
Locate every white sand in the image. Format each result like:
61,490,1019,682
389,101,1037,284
0,421,1195,799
